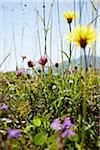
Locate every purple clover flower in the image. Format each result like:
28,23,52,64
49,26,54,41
61,129,75,138
8,129,20,139
50,118,61,131
16,69,24,78
0,103,8,110
62,117,74,129
39,56,48,66
69,67,74,74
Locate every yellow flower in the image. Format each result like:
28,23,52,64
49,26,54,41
67,25,96,48
63,11,76,24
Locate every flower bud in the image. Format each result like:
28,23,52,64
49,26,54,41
27,60,34,68
16,69,24,78
39,56,48,66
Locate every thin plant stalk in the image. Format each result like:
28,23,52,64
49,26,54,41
43,0,47,55
88,14,100,25
79,0,85,24
79,0,85,69
91,0,94,67
57,0,64,71
3,38,6,71
50,13,53,65
74,0,76,64
42,65,44,72
2,7,6,71
20,24,25,56
91,0,98,68
68,23,72,65
94,10,98,68
79,0,82,24
79,0,82,69
0,53,11,68
47,0,55,59
11,10,18,70
43,0,55,55
47,0,55,28
81,80,87,150
36,9,42,56
81,47,88,150
47,0,55,58
83,48,88,70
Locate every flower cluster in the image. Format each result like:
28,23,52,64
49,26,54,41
50,117,75,138
27,56,48,70
0,104,20,139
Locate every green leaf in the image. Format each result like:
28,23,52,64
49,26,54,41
96,136,100,147
67,108,72,113
33,117,41,127
75,143,81,150
27,131,34,143
34,132,47,145
25,125,33,132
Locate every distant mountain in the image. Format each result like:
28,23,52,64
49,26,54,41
62,56,100,68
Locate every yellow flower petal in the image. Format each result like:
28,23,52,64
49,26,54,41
63,11,77,23
66,25,96,48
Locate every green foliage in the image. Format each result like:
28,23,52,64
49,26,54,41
0,68,99,149
33,117,41,127
34,132,47,145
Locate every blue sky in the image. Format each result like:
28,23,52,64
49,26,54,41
0,0,100,71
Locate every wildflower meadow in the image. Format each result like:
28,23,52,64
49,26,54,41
0,1,100,150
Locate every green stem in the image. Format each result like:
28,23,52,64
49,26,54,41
83,48,88,70
81,48,88,149
68,23,72,65
81,75,87,150
42,65,44,72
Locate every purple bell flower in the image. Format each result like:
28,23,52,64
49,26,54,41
50,116,75,139
50,118,61,131
62,117,74,129
0,103,8,110
8,129,20,139
61,129,75,138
